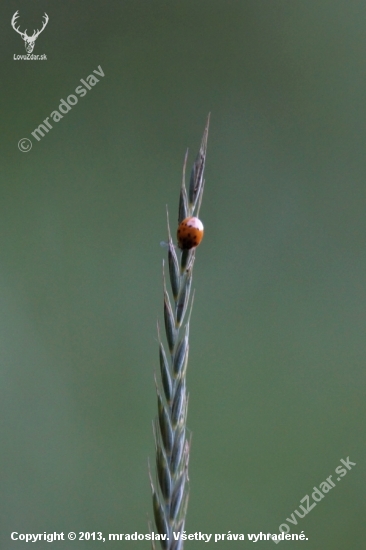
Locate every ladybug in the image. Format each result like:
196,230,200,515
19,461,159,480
177,216,204,250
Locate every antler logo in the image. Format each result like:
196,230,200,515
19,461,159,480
11,10,49,53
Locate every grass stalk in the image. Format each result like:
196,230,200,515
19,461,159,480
149,116,210,550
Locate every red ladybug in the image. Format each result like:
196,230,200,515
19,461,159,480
177,217,204,250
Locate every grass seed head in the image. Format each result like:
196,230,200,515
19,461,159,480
151,118,209,549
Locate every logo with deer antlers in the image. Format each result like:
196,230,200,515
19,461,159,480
11,10,49,53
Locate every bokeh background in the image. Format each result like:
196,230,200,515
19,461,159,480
1,1,365,548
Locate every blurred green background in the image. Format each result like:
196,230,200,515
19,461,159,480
1,1,365,548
